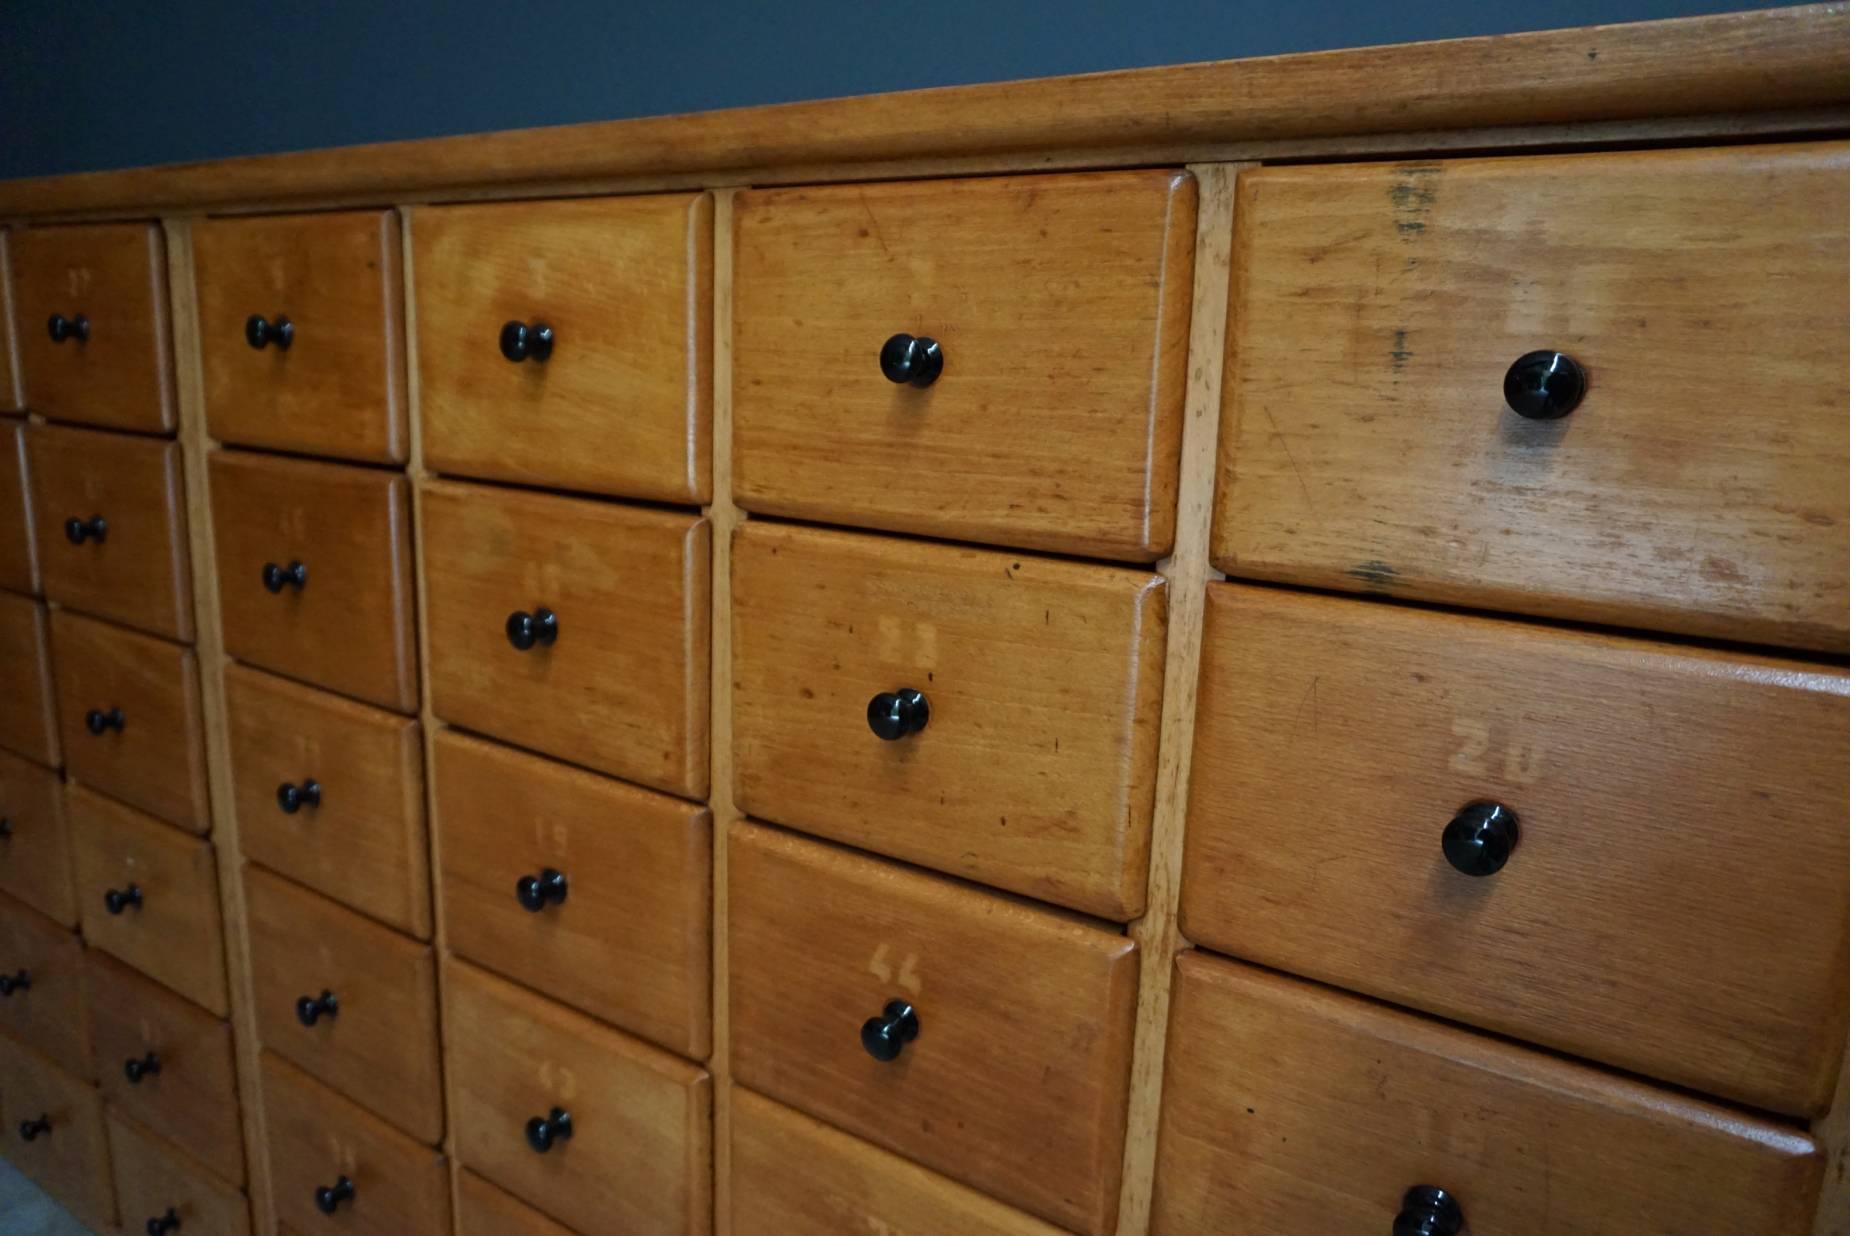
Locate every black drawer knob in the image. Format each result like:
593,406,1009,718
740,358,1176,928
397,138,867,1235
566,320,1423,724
524,1105,573,1153
1394,1185,1464,1236
86,707,127,736
0,969,29,996
500,320,555,364
1503,350,1586,420
261,560,308,593
64,515,108,545
18,1115,51,1141
146,1207,181,1236
880,333,943,387
296,989,339,1027
47,314,90,344
124,1051,162,1084
505,607,559,652
245,313,295,351
515,868,569,913
0,818,9,840
314,1175,355,1215
1442,800,1520,878
867,688,929,741
277,779,322,815
860,999,920,1062
104,884,144,915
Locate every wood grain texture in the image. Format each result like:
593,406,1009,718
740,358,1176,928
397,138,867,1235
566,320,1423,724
1152,953,1824,1234
0,890,91,1075
225,663,429,938
0,590,60,767
454,1169,575,1236
107,1109,250,1236
26,422,193,640
415,193,713,503
9,223,175,433
0,233,19,410
729,821,1139,1236
433,729,712,1059
243,865,443,1145
208,450,418,713
67,781,228,1015
0,747,77,925
734,170,1195,560
50,608,209,832
0,1036,116,1231
196,210,406,463
87,948,245,1185
0,417,38,592
420,479,710,798
443,958,712,1236
732,521,1166,920
1217,141,1850,654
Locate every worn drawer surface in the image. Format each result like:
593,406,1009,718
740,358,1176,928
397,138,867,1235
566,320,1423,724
733,521,1166,919
0,417,37,593
0,1038,115,1231
455,1170,574,1236
0,749,77,925
196,210,406,462
226,664,428,938
108,1110,250,1236
209,451,417,713
1153,953,1824,1234
421,479,710,798
734,170,1196,560
729,821,1139,1236
0,892,91,1075
1217,142,1850,654
0,591,59,767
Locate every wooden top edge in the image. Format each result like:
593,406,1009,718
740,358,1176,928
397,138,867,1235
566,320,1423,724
3,4,1848,218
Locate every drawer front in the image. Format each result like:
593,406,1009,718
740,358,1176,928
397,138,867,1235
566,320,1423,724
0,1039,115,1231
1153,953,1824,1234
108,1110,250,1236
435,730,711,1057
0,749,77,925
0,234,18,410
456,1170,575,1236
88,949,244,1184
0,417,37,593
261,1052,449,1236
1182,584,1850,1117
1217,143,1850,654
27,423,193,640
69,783,228,1014
11,223,176,434
422,479,709,797
0,591,59,767
196,210,406,463
209,451,416,713
226,664,428,938
51,608,209,831
729,821,1139,1236
733,522,1166,920
445,958,711,1236
0,892,91,1076
415,194,713,503
731,1087,1065,1236
245,866,443,1143
734,170,1196,560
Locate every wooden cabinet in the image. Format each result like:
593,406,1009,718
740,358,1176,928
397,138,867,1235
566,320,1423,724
0,1037,116,1231
0,749,77,925
0,590,59,768
107,1110,250,1236
0,233,18,411
455,1170,575,1236
0,416,38,593
0,892,91,1076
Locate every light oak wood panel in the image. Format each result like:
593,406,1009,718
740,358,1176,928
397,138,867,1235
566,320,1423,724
50,608,209,832
729,821,1138,1236
434,729,711,1058
68,782,228,1015
415,193,713,503
209,450,417,713
225,664,428,938
0,233,18,410
421,479,710,798
87,949,245,1185
0,891,91,1076
0,416,37,593
1152,953,1824,1234
0,748,77,925
1183,584,1850,1118
243,866,443,1145
1217,141,1850,654
444,958,712,1236
734,170,1194,560
107,1110,250,1236
27,423,193,640
455,1169,575,1236
0,1036,115,1232
732,521,1166,920
196,210,406,462
0,591,59,768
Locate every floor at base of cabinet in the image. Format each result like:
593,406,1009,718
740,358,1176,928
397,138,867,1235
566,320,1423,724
0,1158,93,1236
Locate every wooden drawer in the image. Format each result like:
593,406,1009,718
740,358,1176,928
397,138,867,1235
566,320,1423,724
261,1052,449,1236
0,1038,115,1231
415,194,712,503
729,821,1138,1236
196,210,406,463
456,1169,574,1236
0,233,18,411
0,417,37,593
244,866,443,1144
421,479,709,797
1217,142,1850,655
51,608,209,831
0,749,77,925
0,590,59,767
435,729,710,1057
734,170,1196,561
27,423,193,640
733,522,1166,920
88,949,244,1184
444,958,711,1235
209,451,417,713
1153,953,1824,1234
0,892,91,1076
108,1110,250,1236
69,783,227,1015
10,223,176,434
731,1087,1064,1236
1182,584,1850,1118
226,664,428,938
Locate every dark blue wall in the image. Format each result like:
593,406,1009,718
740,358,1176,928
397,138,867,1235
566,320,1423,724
0,1,1789,181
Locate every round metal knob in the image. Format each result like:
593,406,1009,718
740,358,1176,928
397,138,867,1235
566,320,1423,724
146,1207,181,1236
524,1106,573,1153
880,333,943,387
1442,800,1520,878
1503,350,1586,420
64,515,108,545
515,868,569,913
86,707,127,735
500,320,555,364
314,1176,355,1215
1394,1185,1465,1236
18,1115,51,1141
505,607,559,652
245,313,295,351
104,884,144,915
261,560,308,593
124,1051,162,1084
296,989,339,1027
860,999,920,1062
0,970,30,997
276,780,322,815
866,688,929,741
47,314,90,344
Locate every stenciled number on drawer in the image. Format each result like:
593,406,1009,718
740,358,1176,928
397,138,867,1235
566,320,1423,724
867,942,922,996
1448,717,1545,784
537,1058,579,1101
